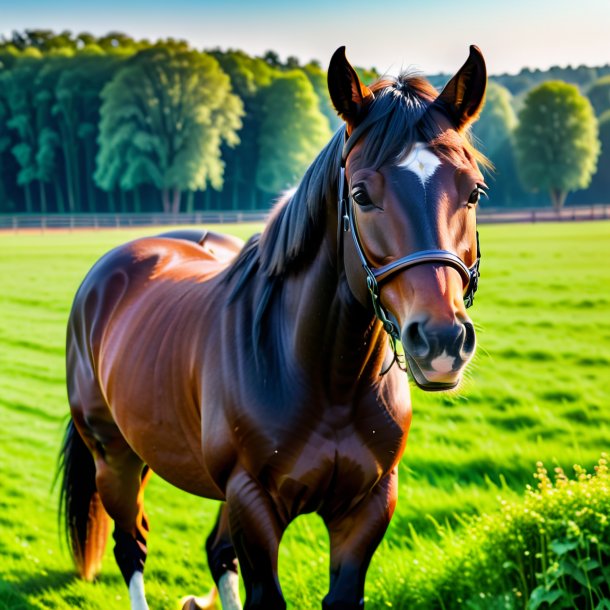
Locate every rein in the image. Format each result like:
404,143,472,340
337,146,481,372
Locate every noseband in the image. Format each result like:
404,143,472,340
338,164,481,343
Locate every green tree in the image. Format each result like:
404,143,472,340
514,81,600,210
95,45,243,212
302,61,340,132
50,51,122,212
211,49,276,210
473,81,517,155
472,81,527,207
0,53,45,212
256,70,332,194
588,75,610,116
586,110,610,201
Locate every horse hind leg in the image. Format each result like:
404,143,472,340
181,503,241,610
63,407,153,608
94,439,152,610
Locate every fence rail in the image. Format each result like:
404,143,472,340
0,205,609,232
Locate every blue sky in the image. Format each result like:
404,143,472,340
1,0,609,75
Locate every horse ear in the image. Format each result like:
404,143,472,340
327,46,374,130
437,45,487,131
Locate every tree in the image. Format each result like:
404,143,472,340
514,81,600,210
302,61,340,133
473,81,517,155
95,45,243,212
0,53,45,212
256,71,332,195
211,50,277,210
588,75,610,116
586,110,610,201
472,81,530,207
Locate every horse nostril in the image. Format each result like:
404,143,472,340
461,322,476,357
405,321,430,358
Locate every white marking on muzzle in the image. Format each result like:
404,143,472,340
430,351,456,374
129,571,150,610
398,143,441,186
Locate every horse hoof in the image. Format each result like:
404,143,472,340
180,589,218,610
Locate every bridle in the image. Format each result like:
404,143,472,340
337,148,481,347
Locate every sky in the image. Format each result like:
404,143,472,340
1,0,609,76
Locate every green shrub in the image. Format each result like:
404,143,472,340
393,455,610,609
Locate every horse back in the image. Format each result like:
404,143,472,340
66,234,238,498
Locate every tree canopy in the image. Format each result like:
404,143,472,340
256,71,332,194
588,75,610,117
95,45,243,212
1,30,610,213
514,81,600,209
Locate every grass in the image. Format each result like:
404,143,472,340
0,220,609,609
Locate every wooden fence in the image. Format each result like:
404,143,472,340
0,205,609,232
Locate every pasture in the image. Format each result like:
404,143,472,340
0,220,609,609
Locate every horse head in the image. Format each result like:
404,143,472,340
329,46,487,390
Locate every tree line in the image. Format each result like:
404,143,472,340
0,29,608,214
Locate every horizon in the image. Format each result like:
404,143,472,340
1,0,609,77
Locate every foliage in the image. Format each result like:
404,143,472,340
256,70,331,194
1,29,610,212
587,75,610,116
388,456,610,610
514,81,600,209
472,82,532,208
95,45,243,212
473,82,517,155
586,110,610,201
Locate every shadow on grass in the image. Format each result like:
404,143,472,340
0,569,123,609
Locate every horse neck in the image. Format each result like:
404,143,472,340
282,216,389,402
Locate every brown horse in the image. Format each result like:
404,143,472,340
59,46,487,610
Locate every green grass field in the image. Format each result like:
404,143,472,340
0,221,609,609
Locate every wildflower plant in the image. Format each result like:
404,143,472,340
395,454,610,609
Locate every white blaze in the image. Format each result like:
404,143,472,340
398,143,441,186
129,571,150,610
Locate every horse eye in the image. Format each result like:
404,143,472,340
467,185,486,206
352,189,373,207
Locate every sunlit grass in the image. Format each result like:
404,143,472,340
0,220,609,609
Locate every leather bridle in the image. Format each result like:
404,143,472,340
338,159,481,344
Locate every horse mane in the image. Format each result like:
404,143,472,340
226,70,487,302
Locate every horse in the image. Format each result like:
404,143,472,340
58,45,488,610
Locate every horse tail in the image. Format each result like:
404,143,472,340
58,418,111,581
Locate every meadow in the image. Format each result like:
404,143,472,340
0,220,609,609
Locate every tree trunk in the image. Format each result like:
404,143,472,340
549,188,567,211
59,123,75,212
171,188,181,214
232,156,241,210
84,137,95,213
38,180,47,214
186,190,195,213
108,189,116,213
24,183,32,213
162,188,170,213
54,174,65,213
133,186,142,213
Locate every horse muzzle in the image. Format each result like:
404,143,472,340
402,319,476,391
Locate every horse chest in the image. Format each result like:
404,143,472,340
227,394,407,516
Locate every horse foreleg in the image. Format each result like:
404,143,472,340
226,469,287,610
322,471,398,610
180,503,239,610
